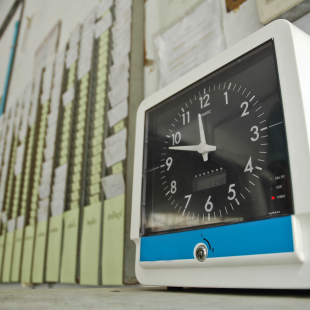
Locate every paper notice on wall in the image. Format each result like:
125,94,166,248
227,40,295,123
39,184,51,200
17,215,25,229
62,87,74,107
42,159,53,177
55,163,67,179
107,98,128,127
40,92,49,104
51,199,64,217
48,108,59,127
96,0,113,19
105,128,127,148
39,198,49,210
14,143,25,176
101,172,125,199
37,206,49,223
66,44,79,69
70,24,80,48
7,218,16,232
104,140,126,168
108,80,129,108
94,10,112,38
154,0,225,89
44,142,55,161
1,212,7,223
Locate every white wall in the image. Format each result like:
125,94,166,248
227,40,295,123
0,2,21,100
0,0,15,27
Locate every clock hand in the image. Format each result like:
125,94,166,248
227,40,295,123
197,113,216,162
168,114,216,161
169,145,216,152
198,114,206,145
169,145,199,151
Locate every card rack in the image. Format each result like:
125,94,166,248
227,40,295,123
55,26,81,284
0,105,19,280
1,99,25,283
10,87,32,283
38,51,65,219
84,29,110,207
2,126,19,231
31,59,56,284
0,0,143,286
52,36,80,213
78,8,113,284
21,70,47,283
19,73,43,284
42,50,66,283
67,13,95,214
25,71,45,228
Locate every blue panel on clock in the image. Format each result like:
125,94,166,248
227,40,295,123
140,216,294,261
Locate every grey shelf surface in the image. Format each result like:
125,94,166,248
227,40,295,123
0,284,310,310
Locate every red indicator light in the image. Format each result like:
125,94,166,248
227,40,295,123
271,196,275,200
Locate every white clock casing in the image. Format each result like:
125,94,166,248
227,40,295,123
131,20,310,289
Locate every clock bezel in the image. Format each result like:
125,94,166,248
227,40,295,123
140,39,294,237
131,20,310,289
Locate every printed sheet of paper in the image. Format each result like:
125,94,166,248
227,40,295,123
108,80,128,108
154,0,225,88
51,199,64,217
96,0,113,19
14,143,25,176
66,44,78,69
17,215,25,229
101,172,125,199
62,87,74,107
104,128,127,148
94,10,112,39
107,98,128,127
7,218,16,232
104,140,126,168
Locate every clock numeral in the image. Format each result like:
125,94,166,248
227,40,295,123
205,195,213,212
182,111,190,125
228,184,236,200
244,156,253,173
184,194,192,210
250,126,259,141
224,92,228,105
240,101,249,117
171,181,177,194
199,94,210,109
172,132,181,145
166,157,173,171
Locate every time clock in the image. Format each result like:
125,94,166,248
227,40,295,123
131,20,310,289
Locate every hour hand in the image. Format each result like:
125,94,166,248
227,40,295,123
169,145,199,151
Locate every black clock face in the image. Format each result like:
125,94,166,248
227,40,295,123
141,41,294,236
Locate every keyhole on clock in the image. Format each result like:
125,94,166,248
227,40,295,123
195,244,208,262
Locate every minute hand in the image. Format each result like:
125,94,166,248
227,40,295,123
198,113,206,144
169,145,216,152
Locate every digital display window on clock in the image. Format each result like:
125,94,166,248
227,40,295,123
141,40,294,236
